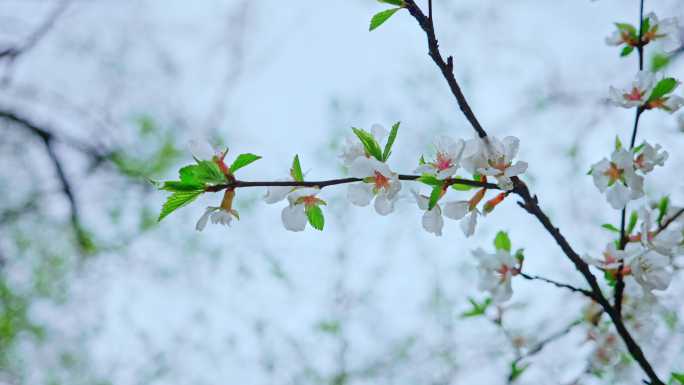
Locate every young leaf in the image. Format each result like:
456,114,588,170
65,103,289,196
158,190,203,221
418,155,426,165
627,211,639,234
648,78,679,102
620,45,634,57
417,174,442,186
651,53,670,72
306,205,325,231
428,185,442,210
161,181,204,192
382,121,400,161
460,297,492,318
377,0,404,5
230,153,261,173
509,362,530,382
658,196,670,225
494,231,512,252
671,372,684,384
351,127,383,161
601,224,620,233
291,154,304,182
641,17,651,36
369,8,401,31
632,142,646,153
195,160,227,184
451,177,474,191
615,22,637,37
614,136,623,151
179,165,201,185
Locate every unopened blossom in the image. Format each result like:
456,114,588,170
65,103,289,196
347,157,401,215
627,249,672,291
463,136,527,191
339,123,387,167
414,135,465,179
642,13,681,52
196,189,239,231
590,148,644,210
608,71,655,108
473,248,519,303
281,188,324,232
633,142,668,173
411,191,473,236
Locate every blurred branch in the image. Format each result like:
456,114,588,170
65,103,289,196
518,272,596,299
0,108,90,252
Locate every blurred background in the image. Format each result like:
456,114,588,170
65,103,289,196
0,0,683,384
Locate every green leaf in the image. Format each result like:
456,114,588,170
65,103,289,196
306,205,325,231
627,211,639,234
648,78,679,102
451,179,474,191
604,270,617,287
291,154,304,182
615,22,637,37
179,165,201,185
351,127,383,161
601,223,620,233
651,53,671,72
672,373,684,384
658,196,670,225
382,121,400,161
514,248,525,263
641,17,651,36
161,181,204,192
417,174,442,186
369,7,401,31
158,190,203,221
509,361,530,382
460,297,492,318
428,185,442,210
620,45,634,57
494,231,512,252
418,155,426,165
632,142,646,153
316,320,341,334
195,160,227,184
377,0,404,5
615,136,623,151
230,153,261,173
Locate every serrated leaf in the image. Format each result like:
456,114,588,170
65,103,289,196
494,231,512,252
195,160,226,184
378,0,403,5
601,223,620,233
648,78,678,102
369,8,401,31
620,45,634,57
158,190,202,221
627,211,639,234
161,181,204,192
352,127,383,161
291,154,304,182
230,153,261,173
382,121,400,161
179,165,201,185
428,185,442,210
306,205,325,231
417,174,442,186
652,53,670,72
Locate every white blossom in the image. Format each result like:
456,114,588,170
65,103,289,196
662,94,684,113
281,188,323,232
195,206,238,231
411,191,472,236
643,13,681,52
608,71,655,108
414,135,465,179
473,248,518,303
638,206,683,257
339,123,388,167
634,142,668,173
590,148,644,210
348,157,401,215
461,136,527,191
627,248,672,291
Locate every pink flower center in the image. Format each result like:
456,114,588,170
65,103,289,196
624,87,645,101
603,163,623,182
435,152,453,171
374,171,390,191
301,195,319,208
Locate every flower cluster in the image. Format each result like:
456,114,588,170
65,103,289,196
606,13,681,55
590,139,667,210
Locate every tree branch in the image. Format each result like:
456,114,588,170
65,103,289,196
518,272,596,300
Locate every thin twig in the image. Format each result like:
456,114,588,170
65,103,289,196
518,272,596,300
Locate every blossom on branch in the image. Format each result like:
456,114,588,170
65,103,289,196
642,13,681,52
348,157,401,215
281,187,326,232
414,135,465,179
590,148,644,210
473,247,519,303
196,189,240,231
608,71,655,108
462,136,527,191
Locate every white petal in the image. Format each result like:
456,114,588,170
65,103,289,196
195,207,215,231
349,157,390,178
606,183,631,210
504,161,528,177
443,201,469,220
502,136,520,162
422,206,443,236
414,164,434,174
281,204,307,232
412,190,429,210
348,183,373,206
263,185,292,204
374,193,395,215
371,123,388,142
460,210,478,237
